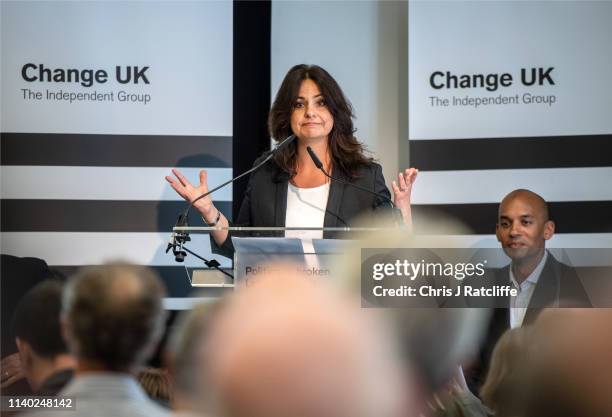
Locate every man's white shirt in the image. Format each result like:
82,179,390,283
509,251,548,328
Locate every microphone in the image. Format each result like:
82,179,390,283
306,146,396,210
304,147,349,227
168,134,297,265
306,146,324,170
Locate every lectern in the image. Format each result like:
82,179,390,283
171,226,398,287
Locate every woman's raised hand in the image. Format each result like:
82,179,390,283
392,168,418,227
392,168,418,207
165,168,214,217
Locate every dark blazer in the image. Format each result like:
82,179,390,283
212,156,395,258
37,369,74,396
466,252,591,394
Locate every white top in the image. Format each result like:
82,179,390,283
285,182,330,240
509,250,548,328
35,374,170,417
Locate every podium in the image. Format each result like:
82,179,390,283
171,226,404,287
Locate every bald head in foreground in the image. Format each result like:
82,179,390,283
200,264,411,417
523,309,612,417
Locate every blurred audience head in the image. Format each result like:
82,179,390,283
522,308,612,417
166,300,225,412
479,327,533,417
12,279,76,392
387,308,489,417
138,367,173,407
61,263,166,373
201,263,409,417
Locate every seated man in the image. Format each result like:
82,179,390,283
467,189,591,392
495,188,590,326
13,280,76,395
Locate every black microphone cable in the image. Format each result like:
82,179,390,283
306,146,399,207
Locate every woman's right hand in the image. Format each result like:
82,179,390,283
165,168,215,218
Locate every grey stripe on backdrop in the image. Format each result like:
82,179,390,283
409,134,612,171
1,133,232,167
1,200,233,232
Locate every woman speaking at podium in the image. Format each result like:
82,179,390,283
166,64,417,257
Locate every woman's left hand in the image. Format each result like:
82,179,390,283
392,168,418,208
392,168,418,227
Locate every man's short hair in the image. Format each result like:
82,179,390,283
62,263,166,370
12,280,67,359
499,189,550,221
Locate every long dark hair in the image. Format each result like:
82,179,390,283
268,64,371,179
